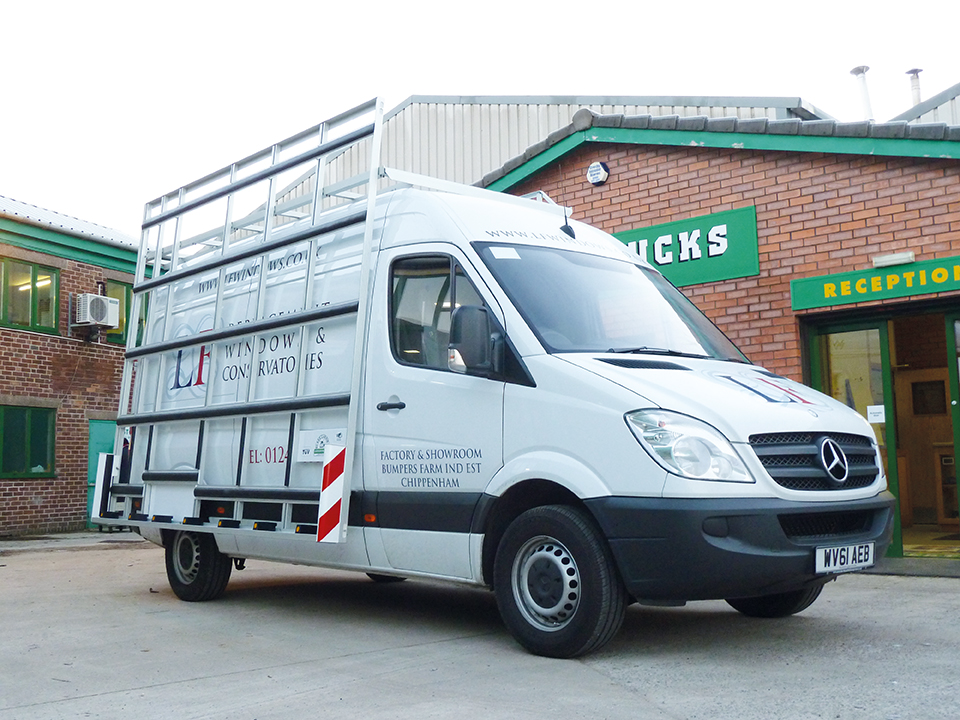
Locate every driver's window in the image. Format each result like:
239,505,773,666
390,255,483,369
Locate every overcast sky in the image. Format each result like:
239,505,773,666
2,0,957,239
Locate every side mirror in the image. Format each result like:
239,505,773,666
448,305,499,376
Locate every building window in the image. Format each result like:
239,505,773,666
0,258,59,333
0,406,55,476
104,280,131,344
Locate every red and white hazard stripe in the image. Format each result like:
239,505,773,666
317,445,346,543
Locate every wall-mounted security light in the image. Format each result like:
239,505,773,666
871,251,916,268
586,161,609,186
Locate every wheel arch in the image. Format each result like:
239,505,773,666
478,478,597,587
160,528,174,547
159,527,236,556
478,451,613,587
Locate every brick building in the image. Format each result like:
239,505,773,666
0,196,136,536
482,108,960,558
6,91,959,549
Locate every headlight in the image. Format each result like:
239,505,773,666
625,409,752,483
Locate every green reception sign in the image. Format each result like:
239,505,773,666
615,206,760,287
791,255,960,310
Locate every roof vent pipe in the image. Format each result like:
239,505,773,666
906,68,923,106
850,65,874,121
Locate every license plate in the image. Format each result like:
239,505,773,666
815,542,875,574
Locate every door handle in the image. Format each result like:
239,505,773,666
377,401,406,411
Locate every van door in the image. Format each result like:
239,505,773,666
363,248,504,580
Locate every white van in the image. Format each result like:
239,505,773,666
93,100,894,658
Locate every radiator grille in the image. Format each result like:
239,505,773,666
749,432,879,491
779,510,874,539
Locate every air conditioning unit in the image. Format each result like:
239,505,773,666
75,293,120,328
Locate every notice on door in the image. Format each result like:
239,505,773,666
866,405,885,424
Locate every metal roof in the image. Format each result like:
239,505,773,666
481,108,960,190
313,95,837,196
386,95,834,122
889,81,960,125
0,194,137,249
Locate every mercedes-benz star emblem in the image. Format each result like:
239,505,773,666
818,437,849,485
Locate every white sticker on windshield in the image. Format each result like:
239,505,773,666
490,247,521,260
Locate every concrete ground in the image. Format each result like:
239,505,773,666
2,530,959,720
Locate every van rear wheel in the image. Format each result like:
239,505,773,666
726,585,823,618
165,531,232,602
494,505,627,658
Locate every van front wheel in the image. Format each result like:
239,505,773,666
494,505,626,658
165,531,232,602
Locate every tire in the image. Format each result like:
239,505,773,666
726,585,823,618
165,531,232,602
366,573,406,583
493,505,627,658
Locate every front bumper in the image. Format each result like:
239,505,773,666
585,491,896,602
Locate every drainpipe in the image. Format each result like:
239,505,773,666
906,68,923,106
850,65,874,121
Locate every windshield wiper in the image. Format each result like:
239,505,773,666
607,346,713,360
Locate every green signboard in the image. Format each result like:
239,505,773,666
791,255,960,310
614,206,759,287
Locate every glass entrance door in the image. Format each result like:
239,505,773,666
811,314,960,558
942,314,960,528
810,322,900,556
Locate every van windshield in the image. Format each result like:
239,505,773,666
475,242,747,362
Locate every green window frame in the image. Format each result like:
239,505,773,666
0,257,59,333
0,405,56,477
